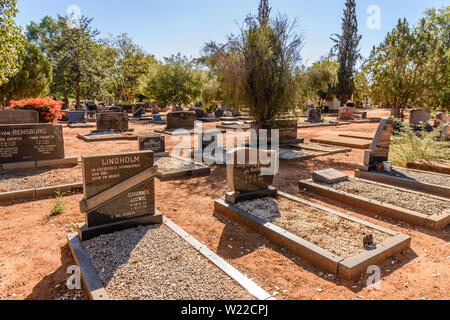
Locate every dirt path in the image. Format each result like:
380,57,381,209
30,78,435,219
0,109,448,300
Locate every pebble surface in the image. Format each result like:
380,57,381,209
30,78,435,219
83,225,254,300
387,167,450,187
327,178,450,216
237,197,390,258
0,167,81,193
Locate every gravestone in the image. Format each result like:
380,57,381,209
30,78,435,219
108,106,122,113
132,105,145,119
195,109,205,119
441,124,450,142
313,168,349,184
225,148,278,203
78,151,162,241
215,109,224,118
96,112,129,132
0,110,39,124
0,124,65,164
173,106,184,112
138,134,166,155
409,109,431,124
435,112,448,127
166,111,196,129
391,108,400,118
338,107,353,120
360,118,394,170
68,111,86,124
307,108,322,123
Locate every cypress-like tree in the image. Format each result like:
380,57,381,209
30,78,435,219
331,0,361,106
258,0,271,25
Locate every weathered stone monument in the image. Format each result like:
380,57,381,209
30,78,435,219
441,124,450,142
0,124,78,170
68,111,86,124
132,105,145,119
409,109,431,125
358,118,394,171
306,108,322,123
138,134,168,157
166,111,196,129
96,112,129,132
0,110,39,124
224,148,278,204
78,151,162,241
338,107,353,121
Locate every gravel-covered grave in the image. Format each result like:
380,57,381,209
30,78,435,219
321,178,450,217
0,166,82,193
83,224,255,300
236,197,390,258
155,157,202,173
386,167,450,187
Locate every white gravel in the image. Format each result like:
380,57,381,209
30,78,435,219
83,225,254,300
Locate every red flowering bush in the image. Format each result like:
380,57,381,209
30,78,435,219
8,97,63,124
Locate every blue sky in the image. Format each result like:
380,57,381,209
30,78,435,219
15,0,449,65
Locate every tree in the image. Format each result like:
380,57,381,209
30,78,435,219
203,12,302,124
364,19,428,118
0,42,52,105
145,53,205,106
415,7,449,111
258,0,271,25
25,15,58,54
331,0,362,106
111,33,157,102
0,0,23,86
48,15,109,108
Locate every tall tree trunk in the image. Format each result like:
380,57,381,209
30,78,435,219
76,80,81,110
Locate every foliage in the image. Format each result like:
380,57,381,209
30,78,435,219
110,33,157,102
390,123,450,167
0,42,52,105
47,15,114,108
145,53,205,106
201,80,221,113
363,7,449,115
258,0,271,25
330,0,362,106
8,97,63,123
202,10,302,123
49,191,66,217
294,58,338,107
0,0,23,85
25,15,58,54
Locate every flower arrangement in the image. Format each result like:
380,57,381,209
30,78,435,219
8,97,63,124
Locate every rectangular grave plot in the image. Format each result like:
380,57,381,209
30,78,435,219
86,179,155,228
310,136,372,149
214,192,410,280
155,156,211,180
355,167,450,199
0,124,65,164
299,179,450,230
82,151,154,199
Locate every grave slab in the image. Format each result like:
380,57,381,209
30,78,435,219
310,136,372,149
313,168,349,184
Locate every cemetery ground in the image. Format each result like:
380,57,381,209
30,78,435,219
0,109,448,300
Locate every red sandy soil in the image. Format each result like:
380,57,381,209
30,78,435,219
0,108,448,300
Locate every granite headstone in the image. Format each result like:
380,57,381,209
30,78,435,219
0,110,39,124
166,111,196,129
96,112,129,132
138,135,165,154
363,118,394,168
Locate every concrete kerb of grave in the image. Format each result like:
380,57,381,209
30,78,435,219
355,167,450,199
0,182,83,205
77,131,138,142
0,157,79,171
67,215,275,301
214,191,411,280
155,155,211,181
297,121,351,129
407,161,450,175
298,178,450,230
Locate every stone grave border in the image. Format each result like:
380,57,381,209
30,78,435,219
407,161,450,175
0,157,79,171
155,155,211,181
154,128,196,136
67,123,95,129
67,215,275,301
288,143,351,157
0,182,83,205
214,191,411,280
355,167,450,199
297,121,351,128
298,178,450,230
77,131,138,142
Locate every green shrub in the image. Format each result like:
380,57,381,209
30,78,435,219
49,191,67,217
389,124,450,167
